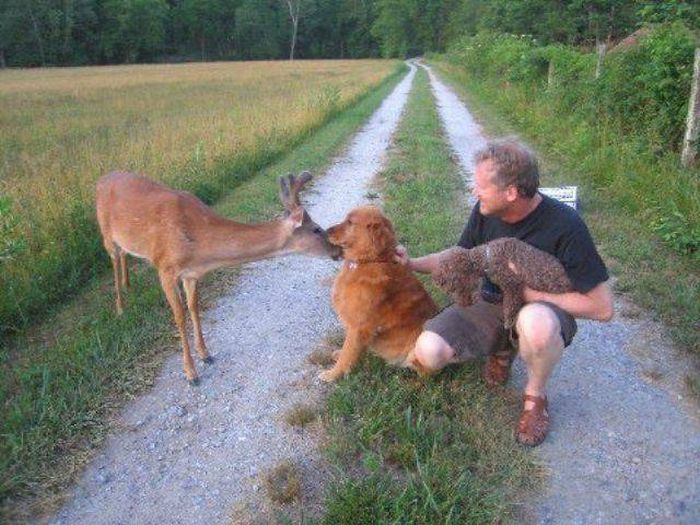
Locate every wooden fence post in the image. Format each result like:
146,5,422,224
595,43,607,79
681,48,700,168
547,60,554,89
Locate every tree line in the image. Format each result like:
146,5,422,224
0,0,698,67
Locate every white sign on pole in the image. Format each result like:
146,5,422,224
540,186,578,210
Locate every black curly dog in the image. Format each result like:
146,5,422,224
433,238,573,330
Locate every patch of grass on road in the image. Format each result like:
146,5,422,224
319,68,539,524
0,63,405,523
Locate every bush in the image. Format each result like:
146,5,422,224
596,22,697,151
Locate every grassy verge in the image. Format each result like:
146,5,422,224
430,60,699,359
318,68,539,524
0,63,406,522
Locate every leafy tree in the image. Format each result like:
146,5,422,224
99,0,170,63
234,0,285,59
172,0,239,60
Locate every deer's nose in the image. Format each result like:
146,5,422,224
330,245,343,260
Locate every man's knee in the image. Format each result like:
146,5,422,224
516,303,563,354
414,331,455,371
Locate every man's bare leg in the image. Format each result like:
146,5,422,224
413,331,459,372
516,303,565,401
515,303,565,445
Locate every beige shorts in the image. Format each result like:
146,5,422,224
424,301,577,361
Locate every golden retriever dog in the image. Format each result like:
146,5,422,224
319,206,438,382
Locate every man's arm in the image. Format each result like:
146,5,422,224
523,280,614,322
395,245,452,274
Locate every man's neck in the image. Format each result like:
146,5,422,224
500,192,542,224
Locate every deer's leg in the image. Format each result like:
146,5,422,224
319,329,369,382
109,245,124,315
160,270,198,384
119,251,130,288
182,277,210,363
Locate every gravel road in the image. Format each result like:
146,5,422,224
49,61,699,525
49,64,416,525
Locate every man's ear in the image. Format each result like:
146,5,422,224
505,185,519,203
289,207,304,228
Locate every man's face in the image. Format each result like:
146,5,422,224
472,159,514,216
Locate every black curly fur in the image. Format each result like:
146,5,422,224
433,238,572,329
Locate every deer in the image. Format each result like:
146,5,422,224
95,170,341,385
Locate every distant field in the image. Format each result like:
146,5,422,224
0,59,398,333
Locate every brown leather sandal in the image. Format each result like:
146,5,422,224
483,346,517,386
516,394,550,446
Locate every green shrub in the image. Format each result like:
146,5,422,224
596,22,697,151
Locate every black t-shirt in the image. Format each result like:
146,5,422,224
458,194,609,294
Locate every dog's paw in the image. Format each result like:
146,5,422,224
318,369,339,383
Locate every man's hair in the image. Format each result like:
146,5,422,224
474,138,539,198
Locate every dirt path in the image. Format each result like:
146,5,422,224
49,63,417,525
422,62,700,524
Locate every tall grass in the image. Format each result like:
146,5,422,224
0,60,398,335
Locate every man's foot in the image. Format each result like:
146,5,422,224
516,394,549,446
483,346,517,386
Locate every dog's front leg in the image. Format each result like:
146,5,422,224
319,329,370,382
502,288,525,330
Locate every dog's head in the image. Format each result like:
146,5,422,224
432,247,482,306
327,206,397,262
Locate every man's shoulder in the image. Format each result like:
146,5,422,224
539,194,587,230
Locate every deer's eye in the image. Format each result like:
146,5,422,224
313,227,323,234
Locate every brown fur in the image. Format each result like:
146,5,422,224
96,171,340,385
433,237,572,329
319,206,438,382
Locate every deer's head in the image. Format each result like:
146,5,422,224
279,172,342,260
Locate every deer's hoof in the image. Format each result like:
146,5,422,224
187,376,200,386
202,356,214,364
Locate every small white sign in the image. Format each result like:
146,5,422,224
540,186,578,210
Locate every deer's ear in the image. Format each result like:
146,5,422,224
289,207,304,228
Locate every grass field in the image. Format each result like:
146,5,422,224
0,60,398,335
0,60,403,520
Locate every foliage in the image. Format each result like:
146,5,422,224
596,22,696,151
1,0,698,66
450,22,698,155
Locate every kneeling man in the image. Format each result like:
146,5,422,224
396,138,614,446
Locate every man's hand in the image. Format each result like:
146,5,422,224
395,244,410,266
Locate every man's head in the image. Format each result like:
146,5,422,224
472,138,540,217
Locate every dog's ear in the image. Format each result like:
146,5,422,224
368,219,395,255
